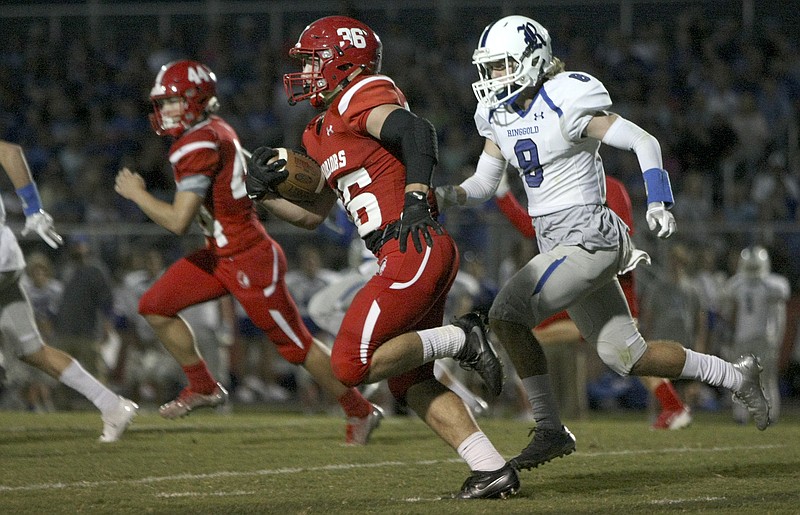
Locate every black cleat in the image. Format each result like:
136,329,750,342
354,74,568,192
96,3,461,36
455,463,520,499
509,425,576,471
453,312,504,396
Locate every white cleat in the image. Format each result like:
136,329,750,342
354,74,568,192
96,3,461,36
99,397,138,443
731,354,771,431
652,406,692,430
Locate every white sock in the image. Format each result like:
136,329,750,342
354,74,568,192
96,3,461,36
521,374,562,430
680,349,742,391
419,325,465,362
59,360,119,414
456,431,506,472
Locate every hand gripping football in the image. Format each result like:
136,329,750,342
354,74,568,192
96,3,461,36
270,148,326,202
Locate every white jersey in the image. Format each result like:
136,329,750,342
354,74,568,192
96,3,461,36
0,195,26,272
474,70,643,266
724,273,790,350
475,71,612,217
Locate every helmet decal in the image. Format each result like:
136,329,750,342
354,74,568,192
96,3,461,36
472,16,554,110
519,21,547,56
283,16,382,108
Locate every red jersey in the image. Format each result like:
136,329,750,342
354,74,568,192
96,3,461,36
496,175,640,325
300,74,459,390
302,75,409,238
170,115,268,256
143,116,313,364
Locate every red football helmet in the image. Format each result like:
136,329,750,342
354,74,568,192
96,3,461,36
284,16,383,108
149,60,218,137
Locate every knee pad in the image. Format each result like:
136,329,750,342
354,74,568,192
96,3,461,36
1,300,45,357
596,330,647,376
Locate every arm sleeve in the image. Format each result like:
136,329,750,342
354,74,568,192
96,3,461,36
601,116,663,172
379,108,438,186
171,130,220,186
601,116,673,207
459,151,507,205
340,76,407,133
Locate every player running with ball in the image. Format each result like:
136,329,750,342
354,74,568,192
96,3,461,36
247,16,519,499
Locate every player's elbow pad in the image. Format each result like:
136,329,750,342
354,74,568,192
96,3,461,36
379,108,438,186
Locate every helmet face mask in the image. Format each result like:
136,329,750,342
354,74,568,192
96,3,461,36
284,16,383,108
152,97,185,134
285,50,334,108
149,60,218,137
472,15,554,109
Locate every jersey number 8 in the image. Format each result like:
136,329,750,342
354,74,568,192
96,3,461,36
515,138,544,188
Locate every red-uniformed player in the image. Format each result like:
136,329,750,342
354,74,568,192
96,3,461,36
114,59,382,445
246,17,519,499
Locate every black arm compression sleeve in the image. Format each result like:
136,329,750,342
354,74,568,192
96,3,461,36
379,108,438,186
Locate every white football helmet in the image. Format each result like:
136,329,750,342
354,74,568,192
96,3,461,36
738,245,771,278
472,15,554,109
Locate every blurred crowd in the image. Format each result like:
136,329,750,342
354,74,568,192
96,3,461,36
1,2,800,417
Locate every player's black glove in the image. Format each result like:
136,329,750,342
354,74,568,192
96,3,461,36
245,147,288,200
398,191,444,253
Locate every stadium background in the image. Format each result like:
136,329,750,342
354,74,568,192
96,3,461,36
1,0,799,392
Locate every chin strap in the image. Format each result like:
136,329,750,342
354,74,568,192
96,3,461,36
322,66,367,105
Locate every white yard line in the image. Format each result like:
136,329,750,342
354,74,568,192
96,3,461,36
0,444,784,494
650,496,726,505
156,490,257,498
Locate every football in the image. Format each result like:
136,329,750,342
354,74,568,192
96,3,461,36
270,148,326,202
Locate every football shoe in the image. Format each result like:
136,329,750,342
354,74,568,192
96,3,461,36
455,463,520,499
452,313,504,396
159,382,228,419
731,354,771,430
510,425,576,471
346,404,385,445
99,397,138,443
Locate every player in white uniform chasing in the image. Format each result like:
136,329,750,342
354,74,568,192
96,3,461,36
0,140,137,442
435,15,772,471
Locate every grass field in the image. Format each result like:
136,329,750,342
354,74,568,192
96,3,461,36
0,406,798,514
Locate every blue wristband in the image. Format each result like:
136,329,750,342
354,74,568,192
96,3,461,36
16,183,42,216
642,168,674,207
